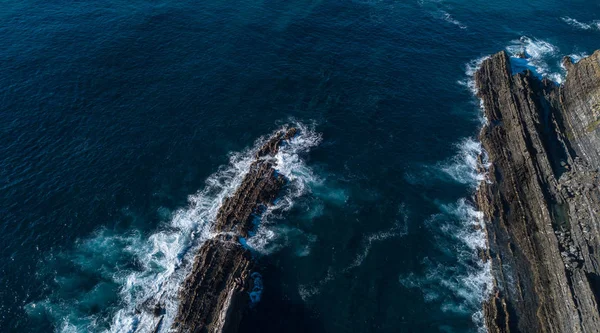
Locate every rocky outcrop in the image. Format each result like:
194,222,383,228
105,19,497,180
214,128,296,237
475,50,600,332
171,127,296,333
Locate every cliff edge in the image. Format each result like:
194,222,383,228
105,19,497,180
475,50,600,332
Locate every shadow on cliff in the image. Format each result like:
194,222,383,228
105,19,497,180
238,261,324,333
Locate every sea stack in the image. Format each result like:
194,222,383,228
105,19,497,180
171,127,297,333
475,50,600,332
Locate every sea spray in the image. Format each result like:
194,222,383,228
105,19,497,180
567,52,589,64
462,37,569,88
244,123,322,255
26,123,321,333
108,135,263,333
402,56,493,332
441,138,489,186
401,193,492,332
242,122,348,257
458,56,490,95
505,36,565,83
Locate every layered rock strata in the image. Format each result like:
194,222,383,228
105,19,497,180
171,127,296,333
475,50,600,332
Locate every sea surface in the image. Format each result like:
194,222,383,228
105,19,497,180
1,0,600,332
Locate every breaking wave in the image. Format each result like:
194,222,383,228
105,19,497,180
401,178,491,331
505,36,564,83
400,198,491,331
404,55,492,332
244,123,322,255
440,138,489,186
568,52,589,64
457,56,489,95
26,123,321,333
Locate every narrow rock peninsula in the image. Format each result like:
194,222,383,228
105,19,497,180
475,51,600,332
171,127,296,333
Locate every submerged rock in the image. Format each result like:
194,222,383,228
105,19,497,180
475,50,600,332
171,128,296,333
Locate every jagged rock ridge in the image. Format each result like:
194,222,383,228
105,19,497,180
475,50,600,332
170,127,297,333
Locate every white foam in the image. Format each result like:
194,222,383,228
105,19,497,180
420,60,494,329
562,17,593,30
245,217,318,256
417,0,467,29
30,123,321,333
505,36,563,83
569,52,589,64
557,52,590,78
457,56,490,96
404,199,492,332
507,36,558,60
244,123,322,255
441,11,467,29
448,54,499,331
107,134,261,333
440,199,488,252
345,204,409,271
298,204,409,302
298,267,335,302
273,122,322,209
561,16,600,31
440,137,489,187
110,123,321,332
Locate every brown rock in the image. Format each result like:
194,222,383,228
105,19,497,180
475,51,600,333
172,127,297,333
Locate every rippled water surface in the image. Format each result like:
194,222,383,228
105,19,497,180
2,0,600,332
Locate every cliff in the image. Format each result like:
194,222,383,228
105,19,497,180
475,51,600,332
169,127,296,333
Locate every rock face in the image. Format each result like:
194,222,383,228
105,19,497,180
475,50,600,332
172,127,297,333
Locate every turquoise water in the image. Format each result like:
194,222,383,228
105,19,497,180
1,0,599,332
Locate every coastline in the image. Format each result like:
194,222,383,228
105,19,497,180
474,50,600,332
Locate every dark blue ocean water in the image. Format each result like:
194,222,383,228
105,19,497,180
2,0,600,332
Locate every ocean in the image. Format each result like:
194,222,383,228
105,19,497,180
1,0,599,332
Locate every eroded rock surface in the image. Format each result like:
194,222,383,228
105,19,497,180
171,127,296,333
475,51,600,332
